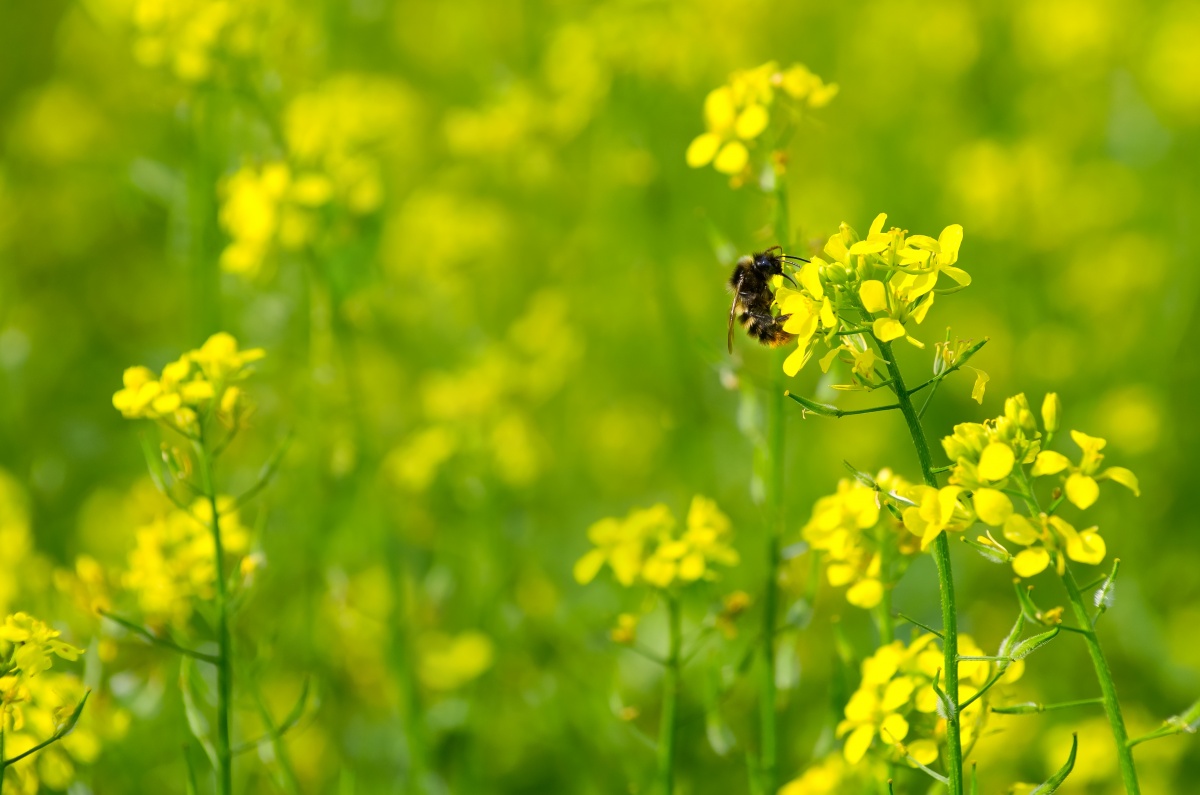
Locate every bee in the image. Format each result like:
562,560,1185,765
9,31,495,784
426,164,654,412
727,245,809,353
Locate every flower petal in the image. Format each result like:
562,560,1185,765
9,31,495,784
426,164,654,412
978,442,1015,482
973,488,1013,527
872,317,906,342
685,133,722,167
1012,547,1050,578
1065,473,1100,510
1031,451,1070,477
1099,466,1140,496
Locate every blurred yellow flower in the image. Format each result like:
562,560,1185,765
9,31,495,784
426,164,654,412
576,496,737,589
112,333,264,432
417,631,494,691
686,61,836,177
121,497,251,627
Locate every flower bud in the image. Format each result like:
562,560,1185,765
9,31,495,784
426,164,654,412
1042,393,1061,433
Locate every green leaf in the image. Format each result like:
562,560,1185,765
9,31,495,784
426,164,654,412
180,657,219,772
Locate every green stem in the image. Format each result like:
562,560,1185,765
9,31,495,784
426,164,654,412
758,173,791,794
657,595,682,795
1060,564,1140,794
877,339,963,795
197,438,233,795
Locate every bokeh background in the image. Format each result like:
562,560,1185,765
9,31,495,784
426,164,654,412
1,0,1198,792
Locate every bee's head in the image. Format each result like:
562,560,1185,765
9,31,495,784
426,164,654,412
752,249,784,275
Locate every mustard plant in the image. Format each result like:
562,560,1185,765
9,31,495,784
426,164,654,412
111,332,298,794
0,613,90,793
576,497,739,793
686,60,837,794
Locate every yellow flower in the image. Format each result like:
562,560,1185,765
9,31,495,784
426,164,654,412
112,333,264,430
642,496,738,588
576,497,738,590
574,504,673,587
1031,429,1140,510
0,614,82,678
416,631,494,691
942,394,1045,528
901,485,974,549
121,498,251,627
686,62,835,177
1003,514,1108,578
836,633,1003,767
774,214,970,377
801,472,916,609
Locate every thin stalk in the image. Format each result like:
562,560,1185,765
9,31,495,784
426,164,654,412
1061,565,1140,794
876,339,963,795
196,437,233,795
757,171,792,794
657,595,683,795
875,524,895,645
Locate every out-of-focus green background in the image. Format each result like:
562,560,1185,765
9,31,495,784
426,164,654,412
1,0,1198,792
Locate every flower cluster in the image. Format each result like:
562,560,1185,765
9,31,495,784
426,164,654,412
121,498,251,627
686,61,837,179
112,332,264,432
385,292,581,491
0,614,84,758
941,394,1139,578
219,76,415,279
772,214,970,378
837,633,1015,767
1,672,100,794
799,471,917,609
574,496,738,589
124,0,267,83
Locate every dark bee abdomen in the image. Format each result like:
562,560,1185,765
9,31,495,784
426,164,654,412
739,309,794,347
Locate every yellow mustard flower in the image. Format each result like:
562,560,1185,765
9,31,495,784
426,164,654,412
576,497,737,590
686,61,836,177
773,214,970,378
126,0,264,83
641,496,738,588
1001,513,1108,579
837,633,1012,768
900,485,975,550
1,671,100,793
120,498,251,627
800,471,916,609
943,394,1044,528
1030,430,1140,510
112,333,264,431
416,631,494,691
574,504,673,587
0,614,82,679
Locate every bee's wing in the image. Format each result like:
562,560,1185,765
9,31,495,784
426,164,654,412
728,274,744,354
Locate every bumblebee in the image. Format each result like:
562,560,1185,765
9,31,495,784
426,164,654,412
727,245,809,353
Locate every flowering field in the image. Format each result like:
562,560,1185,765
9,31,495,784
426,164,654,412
1,1,1199,793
